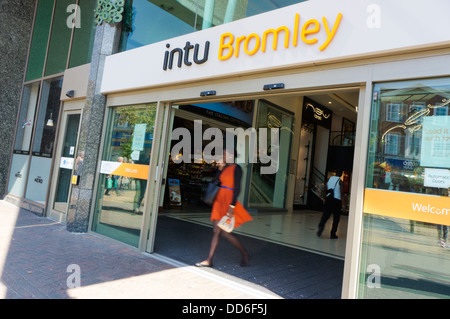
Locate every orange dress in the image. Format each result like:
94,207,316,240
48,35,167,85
210,165,253,228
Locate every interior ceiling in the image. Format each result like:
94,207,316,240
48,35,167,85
307,90,359,123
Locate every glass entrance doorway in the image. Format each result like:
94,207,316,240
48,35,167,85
152,89,359,260
47,110,81,222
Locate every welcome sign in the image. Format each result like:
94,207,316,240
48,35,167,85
101,0,450,94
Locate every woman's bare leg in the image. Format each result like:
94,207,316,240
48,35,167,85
221,231,249,266
198,220,249,267
205,220,221,264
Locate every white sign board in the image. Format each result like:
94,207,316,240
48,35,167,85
420,116,450,168
101,0,450,94
132,124,147,151
59,157,74,170
100,161,122,175
424,168,450,189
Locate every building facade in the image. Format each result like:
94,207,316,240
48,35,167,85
3,0,450,299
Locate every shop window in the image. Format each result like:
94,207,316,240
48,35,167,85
25,77,63,204
31,78,62,157
7,82,41,197
119,0,306,52
360,78,450,298
25,0,54,82
92,104,157,248
44,0,76,76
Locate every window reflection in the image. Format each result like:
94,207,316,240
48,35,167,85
119,0,305,51
92,104,157,248
360,78,450,299
367,79,450,195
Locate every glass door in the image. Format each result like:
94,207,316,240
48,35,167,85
144,102,172,253
47,110,81,222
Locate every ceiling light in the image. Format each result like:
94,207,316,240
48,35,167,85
46,113,54,127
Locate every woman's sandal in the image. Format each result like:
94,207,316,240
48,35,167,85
195,261,213,268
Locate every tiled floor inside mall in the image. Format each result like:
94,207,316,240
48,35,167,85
163,207,347,259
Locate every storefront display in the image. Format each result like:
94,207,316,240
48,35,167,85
166,159,217,208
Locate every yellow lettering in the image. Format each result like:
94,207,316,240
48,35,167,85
262,26,290,52
301,19,320,44
319,13,343,51
218,33,234,60
244,33,261,55
217,12,343,61
235,35,246,57
293,13,300,47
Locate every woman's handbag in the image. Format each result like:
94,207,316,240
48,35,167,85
218,215,235,233
203,180,220,206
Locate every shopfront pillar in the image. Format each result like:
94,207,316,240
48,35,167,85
66,21,121,232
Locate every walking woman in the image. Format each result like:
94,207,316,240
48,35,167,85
195,148,252,268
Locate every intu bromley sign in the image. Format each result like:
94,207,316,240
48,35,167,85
162,12,342,70
101,0,450,94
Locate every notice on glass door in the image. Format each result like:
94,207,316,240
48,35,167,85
132,124,147,151
420,116,450,168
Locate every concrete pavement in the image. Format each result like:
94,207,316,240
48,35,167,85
0,200,281,299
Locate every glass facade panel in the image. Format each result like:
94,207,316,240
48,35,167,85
31,77,62,157
92,104,157,247
44,0,76,76
119,0,305,52
68,0,97,68
7,82,41,198
359,78,450,298
119,0,194,51
25,0,54,82
13,83,41,154
248,100,294,209
25,77,63,204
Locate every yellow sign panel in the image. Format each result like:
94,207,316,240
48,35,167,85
111,163,150,180
364,188,450,226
